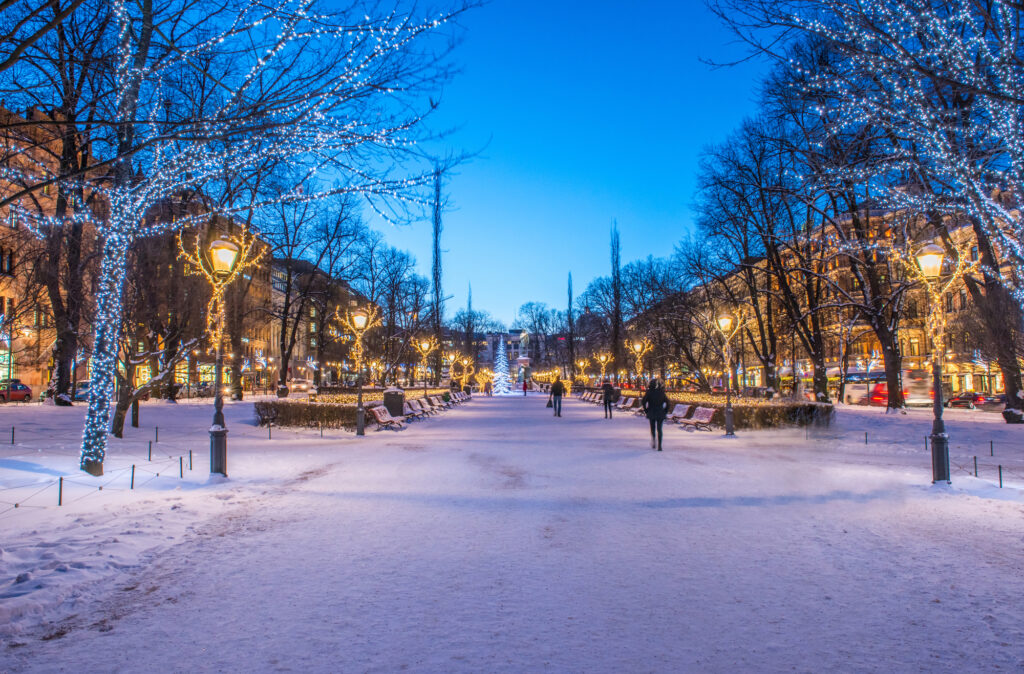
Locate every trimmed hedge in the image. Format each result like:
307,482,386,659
617,390,833,430
253,399,383,430
254,392,455,430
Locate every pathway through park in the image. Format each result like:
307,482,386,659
12,394,1024,672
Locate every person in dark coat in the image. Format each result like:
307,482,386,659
549,377,565,417
601,380,615,419
523,380,528,396
642,378,669,450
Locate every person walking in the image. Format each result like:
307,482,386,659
642,378,669,450
523,380,528,397
484,380,492,397
549,377,565,417
602,379,615,419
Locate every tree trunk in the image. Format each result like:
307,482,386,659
81,235,131,470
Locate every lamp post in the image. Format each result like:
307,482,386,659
717,314,736,436
208,239,240,475
351,308,369,436
917,243,950,483
626,337,652,387
457,356,475,393
337,303,379,437
595,352,610,382
413,336,438,399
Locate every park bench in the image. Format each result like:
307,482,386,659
403,401,427,420
677,406,716,431
617,398,638,412
667,404,692,424
370,405,405,430
410,398,434,416
430,395,452,410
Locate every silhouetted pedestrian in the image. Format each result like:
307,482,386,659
602,380,615,418
642,378,669,450
550,378,565,417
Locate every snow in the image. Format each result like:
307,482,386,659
2,395,1024,671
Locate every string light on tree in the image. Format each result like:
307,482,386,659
492,337,512,395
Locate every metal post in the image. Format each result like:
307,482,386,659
210,338,228,476
930,358,950,483
723,345,735,436
356,355,365,436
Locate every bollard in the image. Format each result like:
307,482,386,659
131,465,135,489
148,441,152,461
269,424,272,440
974,456,978,477
924,436,928,453
865,431,868,445
990,440,994,457
189,450,193,471
320,421,323,438
179,456,183,479
155,426,159,443
999,465,1003,488
10,426,13,445
58,476,62,506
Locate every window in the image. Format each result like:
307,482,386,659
909,339,920,357
945,293,954,313
959,289,967,311
310,337,317,348
970,245,979,262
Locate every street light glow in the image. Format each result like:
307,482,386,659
208,239,240,276
916,243,945,279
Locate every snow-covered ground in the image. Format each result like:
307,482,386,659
2,394,1023,672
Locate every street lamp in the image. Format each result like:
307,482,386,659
208,239,239,475
457,356,475,393
337,303,379,437
717,313,736,436
413,336,438,399
351,307,369,436
595,352,611,382
576,358,589,383
917,243,950,483
626,337,652,386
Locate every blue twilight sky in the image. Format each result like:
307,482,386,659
369,0,770,327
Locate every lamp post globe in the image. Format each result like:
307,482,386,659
351,307,369,330
208,239,240,277
916,243,944,279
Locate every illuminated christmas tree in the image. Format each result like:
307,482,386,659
493,337,512,395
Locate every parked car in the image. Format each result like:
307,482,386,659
74,381,90,401
290,379,312,392
0,380,32,402
945,391,1003,409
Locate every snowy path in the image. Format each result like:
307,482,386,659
5,395,1024,672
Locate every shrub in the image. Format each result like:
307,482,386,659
618,391,833,430
253,399,383,430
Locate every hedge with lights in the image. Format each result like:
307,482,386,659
614,390,833,430
255,390,454,429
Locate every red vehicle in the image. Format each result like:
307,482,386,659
868,377,934,407
945,391,1003,409
0,379,32,402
